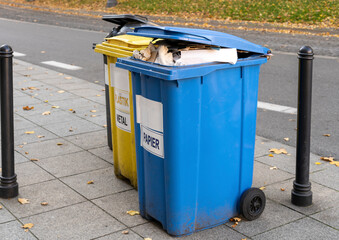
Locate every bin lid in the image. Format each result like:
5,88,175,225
128,26,270,55
102,14,149,26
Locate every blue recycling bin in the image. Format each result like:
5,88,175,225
116,26,270,236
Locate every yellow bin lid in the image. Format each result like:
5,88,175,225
94,44,131,58
104,35,153,51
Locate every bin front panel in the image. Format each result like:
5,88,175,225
128,59,264,236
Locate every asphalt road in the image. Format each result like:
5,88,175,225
1,5,338,159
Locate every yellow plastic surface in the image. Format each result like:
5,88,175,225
94,35,153,189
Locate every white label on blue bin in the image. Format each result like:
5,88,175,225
136,95,163,132
110,63,130,92
141,125,164,158
104,64,108,85
115,108,131,132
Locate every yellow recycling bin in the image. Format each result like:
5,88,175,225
94,35,153,188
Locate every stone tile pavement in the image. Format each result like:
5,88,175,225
0,59,338,239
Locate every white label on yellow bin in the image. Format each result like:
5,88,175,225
136,95,164,158
104,64,108,85
115,108,131,132
110,63,130,91
114,89,130,113
141,125,164,158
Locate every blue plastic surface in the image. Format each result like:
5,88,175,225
128,26,270,55
116,56,266,236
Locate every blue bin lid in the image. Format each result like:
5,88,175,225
128,26,270,55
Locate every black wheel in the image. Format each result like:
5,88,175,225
240,188,266,221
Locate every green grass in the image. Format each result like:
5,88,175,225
13,0,339,26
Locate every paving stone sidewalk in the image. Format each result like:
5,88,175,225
0,59,338,240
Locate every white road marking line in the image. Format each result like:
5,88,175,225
273,51,338,60
258,101,297,114
41,61,82,70
13,52,26,57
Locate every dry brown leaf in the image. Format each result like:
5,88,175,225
25,152,29,155
230,217,241,222
44,100,49,103
57,143,63,146
268,154,274,157
25,131,35,134
231,222,239,228
280,188,286,191
242,239,247,240
30,158,39,161
65,76,72,80
270,166,278,170
19,145,24,148
90,110,97,113
87,180,94,184
103,125,107,128
0,205,3,210
41,202,48,206
69,109,73,111
284,138,290,141
52,106,60,109
41,51,46,53
21,88,27,91
18,198,30,204
96,94,102,97
37,135,45,138
90,115,97,117
23,106,34,111
22,223,34,229
28,87,38,90
269,148,288,155
320,157,334,162
127,210,140,216
69,127,73,132
58,73,64,76
57,90,65,93
122,230,129,234
315,162,322,165
42,111,51,115
329,161,339,167
323,134,331,137
259,186,266,190
144,238,152,240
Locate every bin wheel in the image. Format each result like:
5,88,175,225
240,188,266,221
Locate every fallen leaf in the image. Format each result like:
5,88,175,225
19,145,24,148
323,134,331,137
269,148,288,154
52,106,60,109
42,111,51,115
242,239,247,240
96,94,102,97
90,115,97,117
65,76,72,80
37,135,45,138
28,87,38,90
329,161,339,167
41,202,48,206
25,131,35,134
21,88,27,91
315,162,322,165
57,143,63,146
288,119,296,122
284,138,290,142
320,157,334,162
259,186,266,190
22,223,34,229
0,205,2,209
41,51,46,53
58,73,64,76
231,222,239,228
270,166,278,170
103,125,107,128
57,90,65,93
230,217,241,222
30,158,39,161
268,154,274,157
280,188,286,191
87,180,94,184
122,230,129,234
18,198,30,204
44,100,49,103
94,81,99,83
127,210,140,216
25,152,29,155
144,238,152,240
23,106,34,111
69,127,73,132
69,109,73,111
90,110,97,113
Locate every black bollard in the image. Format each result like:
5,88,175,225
291,46,314,206
0,45,19,198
